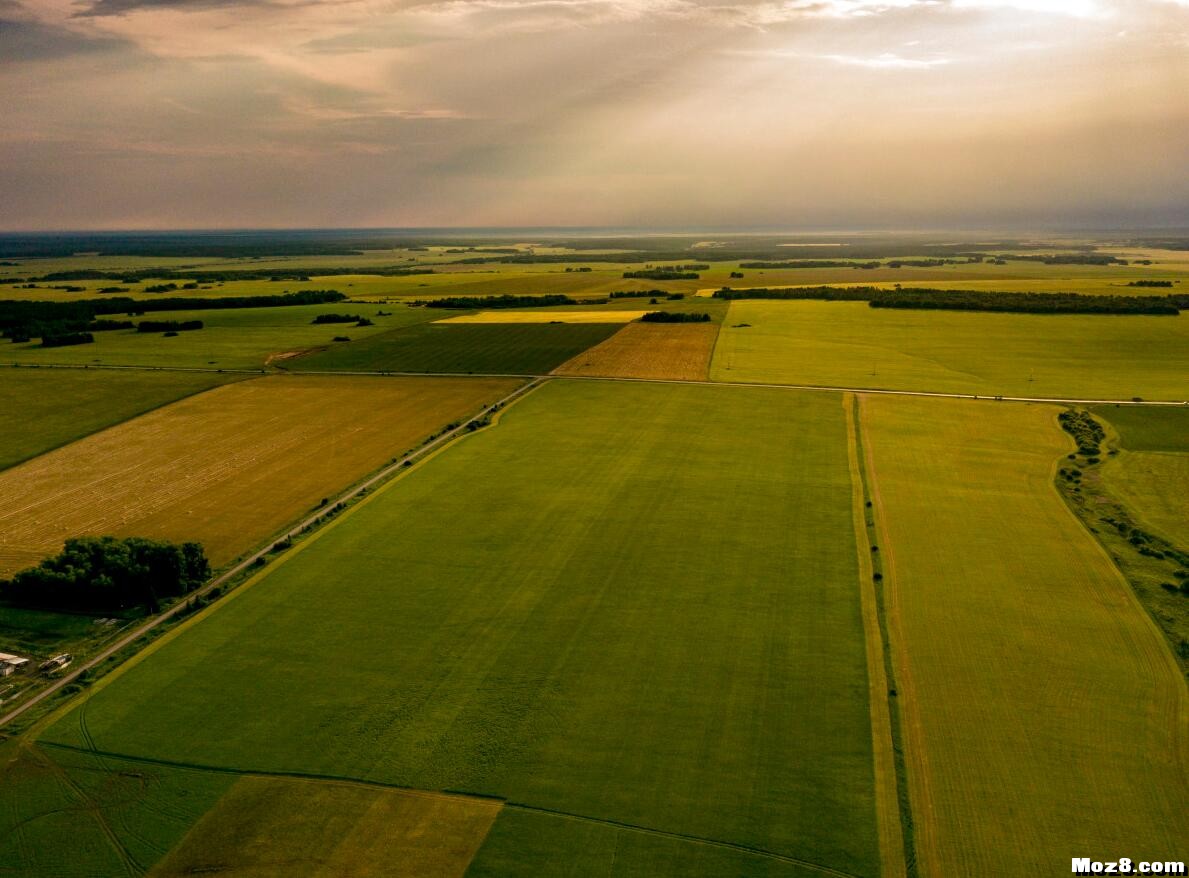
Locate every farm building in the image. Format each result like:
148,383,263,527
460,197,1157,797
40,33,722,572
0,652,30,676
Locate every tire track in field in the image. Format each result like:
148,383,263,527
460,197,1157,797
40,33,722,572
855,395,942,878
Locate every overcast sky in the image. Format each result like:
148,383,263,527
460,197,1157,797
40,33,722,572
2,0,1187,230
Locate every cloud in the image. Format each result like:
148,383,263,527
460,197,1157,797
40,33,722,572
822,50,949,67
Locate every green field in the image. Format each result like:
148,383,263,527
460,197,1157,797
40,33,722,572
289,322,623,374
1092,405,1189,452
27,380,881,876
860,396,1188,877
711,301,1189,399
0,367,238,470
0,304,436,370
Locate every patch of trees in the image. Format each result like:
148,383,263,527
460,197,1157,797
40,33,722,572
609,289,666,299
1057,410,1105,457
138,320,203,333
640,311,711,323
738,260,881,269
32,267,433,284
0,290,347,343
312,313,366,324
98,287,130,293
144,283,180,293
1127,280,1174,288
564,267,593,272
0,536,210,613
40,331,94,347
999,253,1127,266
416,294,580,309
711,286,1187,315
623,269,700,280
88,319,134,331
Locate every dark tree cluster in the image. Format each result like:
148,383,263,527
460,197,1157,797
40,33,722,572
609,289,667,299
712,286,1187,315
137,320,203,333
311,313,367,325
1,537,209,613
40,331,94,348
1127,280,1174,288
640,311,711,323
416,294,581,309
623,269,700,280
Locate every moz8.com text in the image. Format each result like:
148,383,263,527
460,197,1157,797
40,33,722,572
1073,859,1185,875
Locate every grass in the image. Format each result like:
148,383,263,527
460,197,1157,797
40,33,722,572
0,304,436,370
0,374,520,575
859,395,1188,877
288,322,622,374
552,322,720,381
710,300,1189,399
1091,405,1189,452
1099,452,1189,547
36,380,881,877
0,368,239,471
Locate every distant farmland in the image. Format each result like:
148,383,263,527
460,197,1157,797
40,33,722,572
0,374,520,574
34,381,884,877
289,322,622,374
859,395,1188,876
552,322,720,381
711,300,1189,399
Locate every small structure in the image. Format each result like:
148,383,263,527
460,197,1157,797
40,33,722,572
39,653,72,674
0,652,30,676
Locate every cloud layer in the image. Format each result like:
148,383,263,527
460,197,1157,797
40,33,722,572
1,0,1187,228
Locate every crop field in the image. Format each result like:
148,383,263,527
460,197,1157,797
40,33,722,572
0,367,238,471
1099,452,1189,547
1,304,435,370
0,374,519,575
1092,405,1189,452
859,395,1188,877
25,380,883,877
289,322,622,374
434,309,648,324
711,300,1189,399
552,322,720,381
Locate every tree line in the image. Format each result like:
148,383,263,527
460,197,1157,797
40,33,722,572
415,294,579,309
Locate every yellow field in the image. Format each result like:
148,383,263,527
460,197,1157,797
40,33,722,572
434,310,646,324
151,776,501,878
1100,451,1189,547
551,322,719,381
0,375,520,574
860,395,1187,877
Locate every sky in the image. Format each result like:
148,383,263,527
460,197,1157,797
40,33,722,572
1,0,1187,230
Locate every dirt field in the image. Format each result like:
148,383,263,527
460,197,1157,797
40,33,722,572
0,375,520,575
552,322,719,381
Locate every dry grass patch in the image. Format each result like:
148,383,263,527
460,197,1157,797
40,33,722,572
150,776,501,878
0,375,519,575
434,310,646,324
552,322,718,381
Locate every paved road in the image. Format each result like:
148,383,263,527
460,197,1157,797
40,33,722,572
0,378,545,730
4,359,1186,406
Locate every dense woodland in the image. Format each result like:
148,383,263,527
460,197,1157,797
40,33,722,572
1,536,209,613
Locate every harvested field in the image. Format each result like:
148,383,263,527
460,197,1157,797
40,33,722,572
0,368,238,471
289,322,621,374
434,310,647,324
860,395,1188,877
552,322,719,380
0,374,520,574
151,776,501,878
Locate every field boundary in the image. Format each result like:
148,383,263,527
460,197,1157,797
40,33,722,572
0,378,545,733
844,394,908,878
856,395,940,878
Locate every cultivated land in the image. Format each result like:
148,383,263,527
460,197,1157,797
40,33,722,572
288,322,622,374
1099,449,1189,548
30,380,882,877
1091,405,1189,452
0,368,238,471
711,301,1189,399
0,374,519,575
552,322,720,381
1,304,436,370
859,395,1188,877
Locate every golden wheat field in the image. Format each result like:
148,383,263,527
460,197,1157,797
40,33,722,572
551,322,719,381
0,375,520,575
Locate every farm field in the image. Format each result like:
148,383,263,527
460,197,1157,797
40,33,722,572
1099,451,1189,547
0,374,519,575
1091,404,1189,452
288,322,622,374
859,395,1188,877
29,380,883,877
0,368,238,471
552,322,720,381
0,304,435,370
711,300,1189,399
